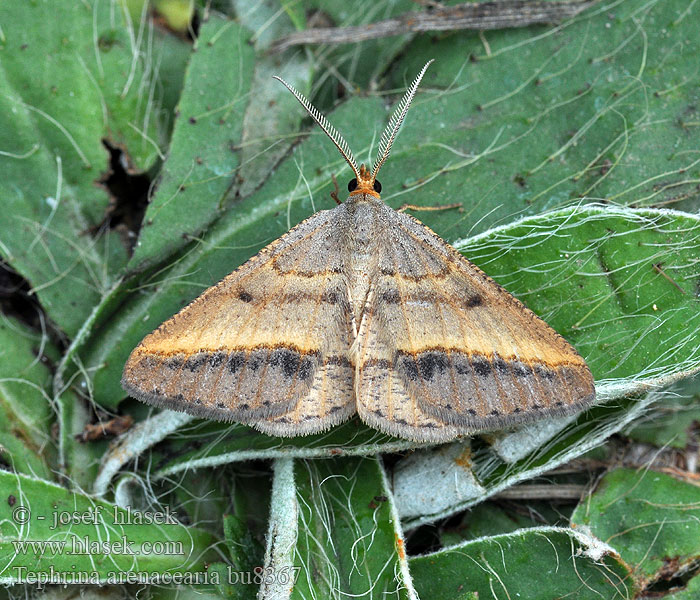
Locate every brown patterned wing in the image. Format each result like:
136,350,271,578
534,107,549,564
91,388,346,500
122,207,356,436
355,210,595,443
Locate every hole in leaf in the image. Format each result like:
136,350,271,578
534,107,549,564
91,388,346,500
0,260,46,331
95,139,151,254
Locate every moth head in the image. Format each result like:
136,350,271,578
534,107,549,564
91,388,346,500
347,164,381,197
273,59,434,200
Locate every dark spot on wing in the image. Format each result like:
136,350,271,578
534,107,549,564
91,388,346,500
166,357,183,370
493,357,510,374
400,357,419,381
237,290,253,303
269,348,315,381
270,348,300,378
139,355,158,370
208,352,227,368
416,352,449,380
298,357,314,380
380,288,401,304
248,354,264,371
455,361,471,375
322,290,339,304
184,355,207,372
512,363,533,378
363,358,392,370
227,353,245,374
471,357,492,377
535,365,556,381
326,356,352,367
464,294,483,308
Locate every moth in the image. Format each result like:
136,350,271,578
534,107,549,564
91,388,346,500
122,60,595,443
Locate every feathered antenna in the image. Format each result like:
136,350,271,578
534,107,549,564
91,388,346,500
371,60,434,180
273,76,360,180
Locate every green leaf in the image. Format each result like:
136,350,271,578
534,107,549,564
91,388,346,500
231,0,314,199
0,315,55,479
94,410,193,496
439,502,571,548
388,0,700,240
280,0,306,31
0,470,219,585
627,374,700,449
55,386,106,491
0,1,173,336
258,457,417,599
571,468,700,587
300,0,417,109
128,15,256,270
410,526,636,599
151,420,421,480
210,511,265,599
92,411,426,493
147,585,224,600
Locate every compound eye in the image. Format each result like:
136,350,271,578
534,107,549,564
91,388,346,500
347,178,358,192
373,179,382,194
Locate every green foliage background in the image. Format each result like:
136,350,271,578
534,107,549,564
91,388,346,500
0,0,700,598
